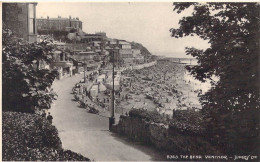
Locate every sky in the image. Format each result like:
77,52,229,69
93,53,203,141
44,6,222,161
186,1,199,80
36,2,210,58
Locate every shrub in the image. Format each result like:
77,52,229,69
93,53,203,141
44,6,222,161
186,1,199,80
129,108,167,124
169,109,205,135
128,108,205,134
2,28,58,112
2,112,89,161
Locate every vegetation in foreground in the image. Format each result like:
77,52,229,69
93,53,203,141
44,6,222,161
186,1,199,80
2,112,90,161
2,27,58,113
2,27,90,160
170,2,260,155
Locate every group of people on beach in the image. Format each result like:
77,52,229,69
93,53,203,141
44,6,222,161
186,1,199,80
71,60,202,117
116,61,202,116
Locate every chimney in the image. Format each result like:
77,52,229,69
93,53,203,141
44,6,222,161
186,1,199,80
47,16,49,19
69,16,71,19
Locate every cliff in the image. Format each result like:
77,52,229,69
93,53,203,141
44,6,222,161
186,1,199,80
130,42,152,56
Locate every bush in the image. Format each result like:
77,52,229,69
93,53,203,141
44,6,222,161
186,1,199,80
169,109,205,135
2,112,89,161
129,108,205,134
129,108,167,124
2,29,58,112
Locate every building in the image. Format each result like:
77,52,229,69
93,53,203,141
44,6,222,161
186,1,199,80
73,51,97,61
3,3,37,43
131,49,141,57
134,55,145,64
119,49,134,64
36,16,82,33
107,39,118,47
119,49,133,58
80,33,107,43
118,41,131,49
50,50,73,79
53,41,67,50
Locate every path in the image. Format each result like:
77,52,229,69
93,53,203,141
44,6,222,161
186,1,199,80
50,73,165,161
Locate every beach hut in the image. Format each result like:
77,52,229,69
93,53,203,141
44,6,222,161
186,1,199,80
99,83,107,92
90,85,99,98
97,74,106,83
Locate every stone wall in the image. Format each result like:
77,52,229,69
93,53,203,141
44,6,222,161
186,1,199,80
120,61,157,71
112,115,220,155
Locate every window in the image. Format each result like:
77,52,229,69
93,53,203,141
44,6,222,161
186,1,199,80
28,4,35,34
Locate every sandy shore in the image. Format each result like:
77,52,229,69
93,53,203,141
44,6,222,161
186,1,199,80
110,61,203,118
75,61,206,120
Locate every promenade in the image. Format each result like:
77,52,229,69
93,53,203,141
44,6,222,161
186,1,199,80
50,73,165,161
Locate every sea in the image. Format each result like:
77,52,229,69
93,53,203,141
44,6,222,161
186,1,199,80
168,57,218,94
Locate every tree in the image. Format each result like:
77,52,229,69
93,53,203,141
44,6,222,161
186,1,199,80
2,27,58,113
171,2,260,155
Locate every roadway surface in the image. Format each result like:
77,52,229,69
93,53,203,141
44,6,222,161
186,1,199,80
50,73,165,161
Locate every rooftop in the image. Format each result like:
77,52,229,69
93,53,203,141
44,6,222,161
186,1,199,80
37,16,81,21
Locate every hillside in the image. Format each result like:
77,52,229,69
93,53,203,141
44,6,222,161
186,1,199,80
130,42,152,56
38,29,152,57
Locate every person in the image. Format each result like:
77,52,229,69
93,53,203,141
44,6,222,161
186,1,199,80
47,112,53,124
41,110,46,118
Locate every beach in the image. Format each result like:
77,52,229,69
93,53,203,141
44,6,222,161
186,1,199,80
108,60,204,118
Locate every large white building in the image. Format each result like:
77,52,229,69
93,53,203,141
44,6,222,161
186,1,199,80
119,41,131,49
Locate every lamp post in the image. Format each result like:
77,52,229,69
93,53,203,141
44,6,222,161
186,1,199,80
83,60,87,83
109,46,120,131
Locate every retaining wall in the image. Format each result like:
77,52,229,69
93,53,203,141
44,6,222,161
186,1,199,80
112,115,220,155
120,61,157,71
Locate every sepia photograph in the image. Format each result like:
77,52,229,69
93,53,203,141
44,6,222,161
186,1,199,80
2,0,260,161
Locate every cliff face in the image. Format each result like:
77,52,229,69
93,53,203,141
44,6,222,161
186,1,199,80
130,42,152,56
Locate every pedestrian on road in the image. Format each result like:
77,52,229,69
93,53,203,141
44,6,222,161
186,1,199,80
41,110,46,118
47,112,53,124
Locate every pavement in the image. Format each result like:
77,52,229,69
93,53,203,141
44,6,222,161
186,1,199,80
50,73,166,161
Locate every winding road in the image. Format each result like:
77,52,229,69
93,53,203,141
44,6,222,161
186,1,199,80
50,73,165,161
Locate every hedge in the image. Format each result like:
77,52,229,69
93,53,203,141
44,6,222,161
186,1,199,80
2,111,90,161
129,108,167,124
170,109,205,135
128,108,205,134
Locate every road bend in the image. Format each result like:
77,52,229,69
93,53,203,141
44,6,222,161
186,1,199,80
50,73,165,161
